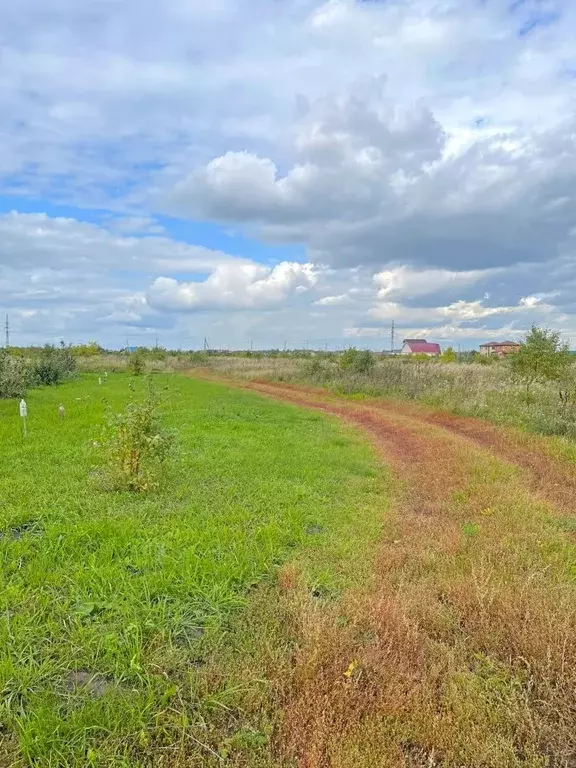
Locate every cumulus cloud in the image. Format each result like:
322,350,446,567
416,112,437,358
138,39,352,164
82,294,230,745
147,262,318,312
0,212,243,273
373,266,493,301
170,77,576,271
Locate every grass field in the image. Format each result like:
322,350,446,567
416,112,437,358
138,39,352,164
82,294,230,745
0,374,388,766
3,370,576,767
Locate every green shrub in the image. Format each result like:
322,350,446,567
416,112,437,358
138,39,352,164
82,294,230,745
31,343,76,387
128,350,146,376
304,357,325,377
340,347,375,374
510,325,571,399
0,350,31,398
97,380,177,492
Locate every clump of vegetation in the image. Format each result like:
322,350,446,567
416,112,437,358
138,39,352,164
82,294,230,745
128,349,146,376
70,340,103,357
31,343,76,386
440,346,457,363
0,349,30,398
340,347,375,374
510,325,571,399
98,380,177,492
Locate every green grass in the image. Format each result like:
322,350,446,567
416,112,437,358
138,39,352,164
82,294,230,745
0,374,388,766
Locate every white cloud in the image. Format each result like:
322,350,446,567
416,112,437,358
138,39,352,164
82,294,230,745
146,262,318,312
373,266,492,301
314,293,353,306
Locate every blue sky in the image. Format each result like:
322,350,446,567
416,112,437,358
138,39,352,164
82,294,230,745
1,0,576,350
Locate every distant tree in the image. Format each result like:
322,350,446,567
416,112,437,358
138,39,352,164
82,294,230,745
440,346,457,363
71,341,103,357
340,347,375,374
510,325,571,399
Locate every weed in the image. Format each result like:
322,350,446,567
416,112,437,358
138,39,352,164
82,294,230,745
97,379,176,491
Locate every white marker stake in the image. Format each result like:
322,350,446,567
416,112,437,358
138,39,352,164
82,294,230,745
19,399,28,437
98,376,102,385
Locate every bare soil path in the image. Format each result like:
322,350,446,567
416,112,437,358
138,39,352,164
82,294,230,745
245,379,576,517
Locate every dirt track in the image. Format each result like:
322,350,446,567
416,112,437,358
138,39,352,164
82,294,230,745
242,379,576,516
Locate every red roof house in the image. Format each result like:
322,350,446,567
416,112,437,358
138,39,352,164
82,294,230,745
401,339,441,356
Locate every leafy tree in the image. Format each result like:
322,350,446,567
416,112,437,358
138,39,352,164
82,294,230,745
440,346,457,363
71,341,103,357
31,343,76,386
339,347,375,374
510,325,571,399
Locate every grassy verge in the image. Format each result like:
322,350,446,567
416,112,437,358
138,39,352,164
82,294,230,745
0,374,390,766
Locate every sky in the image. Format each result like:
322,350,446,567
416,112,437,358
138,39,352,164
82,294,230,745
1,0,576,350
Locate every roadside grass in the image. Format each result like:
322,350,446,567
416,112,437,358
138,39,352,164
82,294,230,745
0,374,389,766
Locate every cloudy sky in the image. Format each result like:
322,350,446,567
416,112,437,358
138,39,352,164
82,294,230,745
1,0,576,350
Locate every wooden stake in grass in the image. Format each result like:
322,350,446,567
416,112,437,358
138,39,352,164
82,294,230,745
19,398,27,437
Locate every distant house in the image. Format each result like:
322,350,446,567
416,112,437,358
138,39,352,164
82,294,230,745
401,338,441,356
479,341,520,357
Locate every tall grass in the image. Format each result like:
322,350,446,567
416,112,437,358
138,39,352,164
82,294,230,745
202,356,576,439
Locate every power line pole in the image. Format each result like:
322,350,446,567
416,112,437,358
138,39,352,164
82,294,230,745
390,319,395,355
5,315,9,348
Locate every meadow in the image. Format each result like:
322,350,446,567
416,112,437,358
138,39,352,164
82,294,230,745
0,374,388,766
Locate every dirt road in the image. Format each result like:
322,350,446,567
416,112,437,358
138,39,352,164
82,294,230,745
243,379,576,516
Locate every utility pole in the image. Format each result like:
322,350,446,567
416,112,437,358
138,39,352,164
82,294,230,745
5,314,9,348
250,339,253,352
390,319,395,355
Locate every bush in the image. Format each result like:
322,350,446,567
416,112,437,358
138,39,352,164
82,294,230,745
340,347,375,374
0,350,31,398
97,380,177,492
71,341,103,357
31,343,76,387
441,346,457,363
128,350,146,376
